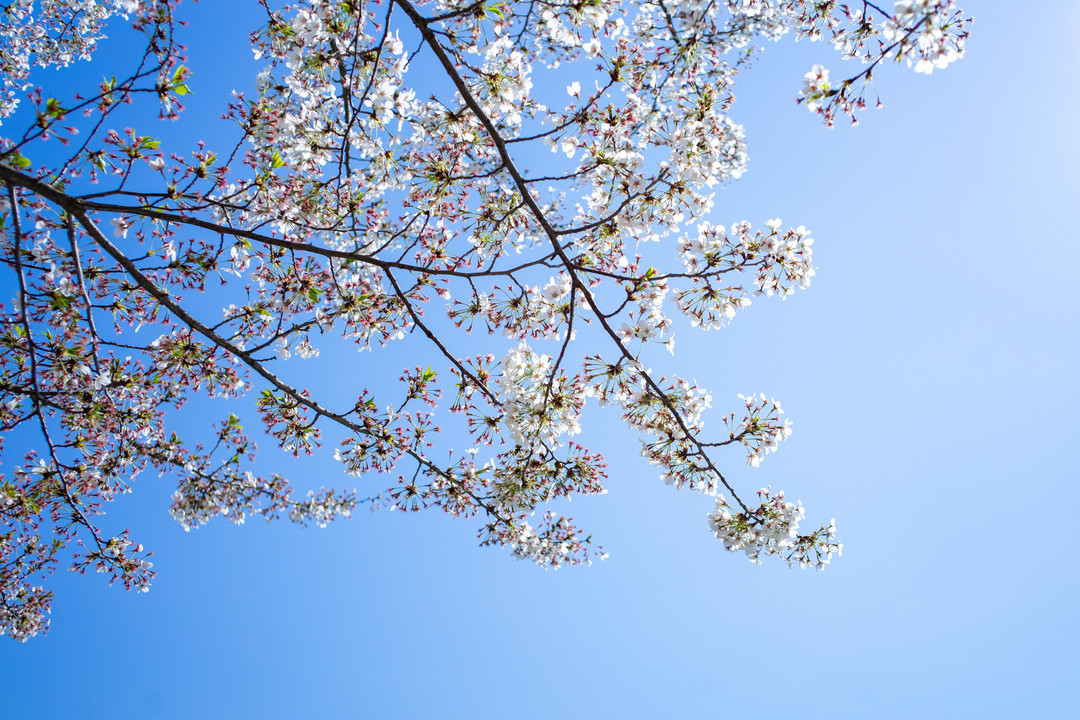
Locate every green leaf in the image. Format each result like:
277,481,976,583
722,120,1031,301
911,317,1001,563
170,65,192,95
49,292,73,311
46,97,68,118
6,152,31,169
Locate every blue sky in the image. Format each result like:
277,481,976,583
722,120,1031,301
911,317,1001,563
2,2,1078,718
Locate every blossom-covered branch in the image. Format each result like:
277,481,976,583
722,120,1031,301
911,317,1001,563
0,0,968,641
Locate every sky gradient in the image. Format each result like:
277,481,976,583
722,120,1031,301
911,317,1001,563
2,2,1077,718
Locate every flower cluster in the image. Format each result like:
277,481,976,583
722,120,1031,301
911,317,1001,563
800,65,833,114
70,530,154,592
0,1,150,118
676,218,815,330
796,0,971,125
165,414,358,530
884,0,969,74
495,344,588,448
708,487,804,563
708,486,841,568
483,510,607,570
0,475,57,641
724,393,793,467
0,577,51,642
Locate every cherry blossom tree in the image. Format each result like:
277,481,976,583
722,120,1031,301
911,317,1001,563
0,0,969,641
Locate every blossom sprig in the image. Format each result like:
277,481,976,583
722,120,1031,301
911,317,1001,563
150,331,246,398
883,0,969,75
796,0,971,126
0,482,62,641
588,361,727,495
708,486,841,568
0,0,165,120
169,462,361,530
411,451,491,518
0,568,53,642
495,343,588,448
723,393,793,468
487,441,608,514
480,509,607,569
69,529,154,592
675,218,815,329
256,388,321,456
158,413,361,530
787,517,843,569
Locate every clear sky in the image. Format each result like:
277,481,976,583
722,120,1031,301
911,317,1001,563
2,2,1078,718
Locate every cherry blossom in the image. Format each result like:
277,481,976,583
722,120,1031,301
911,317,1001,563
0,0,968,640
708,486,841,567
